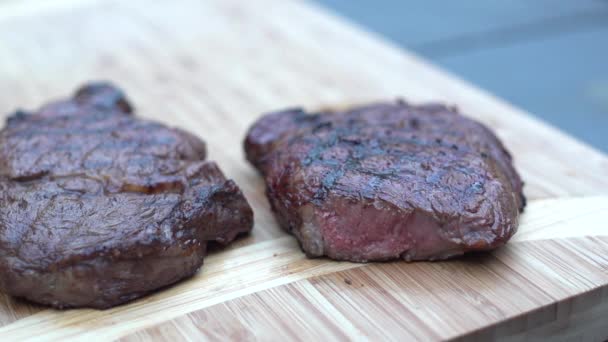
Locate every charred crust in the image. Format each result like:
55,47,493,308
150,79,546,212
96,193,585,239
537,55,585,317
245,100,525,262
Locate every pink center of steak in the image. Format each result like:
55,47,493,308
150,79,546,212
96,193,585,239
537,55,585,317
245,102,524,262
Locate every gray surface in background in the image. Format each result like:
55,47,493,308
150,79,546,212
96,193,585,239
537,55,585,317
316,0,608,152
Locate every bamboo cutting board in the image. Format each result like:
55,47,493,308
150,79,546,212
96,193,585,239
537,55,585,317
0,0,607,341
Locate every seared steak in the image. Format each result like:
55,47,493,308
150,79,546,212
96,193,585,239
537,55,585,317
0,83,253,309
245,101,524,262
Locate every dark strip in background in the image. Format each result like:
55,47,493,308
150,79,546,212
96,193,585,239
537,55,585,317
315,0,608,152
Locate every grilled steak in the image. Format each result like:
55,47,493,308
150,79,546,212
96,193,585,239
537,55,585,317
245,101,525,262
0,83,253,309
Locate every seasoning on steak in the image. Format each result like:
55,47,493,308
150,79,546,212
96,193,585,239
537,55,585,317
245,101,525,262
0,82,253,309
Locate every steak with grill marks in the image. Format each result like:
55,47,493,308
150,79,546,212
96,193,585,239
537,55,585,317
245,101,525,262
0,82,253,308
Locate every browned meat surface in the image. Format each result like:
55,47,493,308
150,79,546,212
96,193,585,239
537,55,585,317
245,101,524,262
0,83,253,309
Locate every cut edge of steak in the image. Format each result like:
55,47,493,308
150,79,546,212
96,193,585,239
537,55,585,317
0,82,253,309
244,101,525,262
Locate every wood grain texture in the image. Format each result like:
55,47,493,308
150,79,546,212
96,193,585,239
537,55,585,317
0,0,607,341
123,199,608,342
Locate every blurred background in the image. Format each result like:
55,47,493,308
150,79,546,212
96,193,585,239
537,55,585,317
1,0,605,152
316,0,608,152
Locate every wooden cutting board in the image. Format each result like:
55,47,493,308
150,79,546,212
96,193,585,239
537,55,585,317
0,0,607,340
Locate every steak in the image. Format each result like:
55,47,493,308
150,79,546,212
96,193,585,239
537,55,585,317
245,101,525,262
0,83,253,309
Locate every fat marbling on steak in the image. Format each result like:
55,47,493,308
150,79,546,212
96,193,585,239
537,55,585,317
245,101,525,262
0,83,253,309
